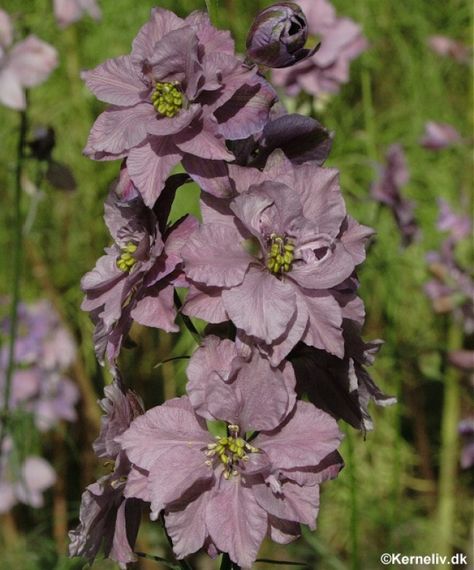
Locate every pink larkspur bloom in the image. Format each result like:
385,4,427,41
118,342,343,568
182,151,373,365
428,35,470,64
0,10,58,110
54,0,101,28
272,0,368,97
82,8,276,206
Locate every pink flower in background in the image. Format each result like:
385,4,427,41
420,121,462,150
0,438,56,513
272,0,367,97
428,35,470,64
54,0,101,28
0,10,58,110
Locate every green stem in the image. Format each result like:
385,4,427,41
205,0,219,26
173,290,201,344
435,319,462,567
220,553,240,570
0,108,28,454
344,426,359,570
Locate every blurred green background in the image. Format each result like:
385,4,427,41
0,0,472,568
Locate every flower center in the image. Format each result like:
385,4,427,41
116,242,138,272
266,234,294,274
151,82,183,118
205,424,258,479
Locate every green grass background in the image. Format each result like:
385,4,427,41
0,0,472,568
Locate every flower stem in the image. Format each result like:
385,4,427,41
205,0,219,26
344,426,359,570
220,553,240,570
0,107,28,454
435,319,462,567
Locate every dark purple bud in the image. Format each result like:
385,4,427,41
246,2,318,68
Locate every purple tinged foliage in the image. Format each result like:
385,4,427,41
82,7,276,206
246,2,319,68
0,10,58,110
81,170,197,365
272,0,367,97
69,378,146,568
371,144,419,246
53,0,101,28
420,121,462,150
118,351,343,567
182,151,373,365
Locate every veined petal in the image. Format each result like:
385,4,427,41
131,8,185,63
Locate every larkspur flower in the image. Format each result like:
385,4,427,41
291,319,395,431
271,0,367,98
81,169,197,364
0,438,56,513
182,151,373,365
53,0,101,28
118,345,343,568
246,2,319,68
371,144,418,246
0,10,58,110
83,8,275,206
420,121,462,150
427,35,470,64
69,378,147,568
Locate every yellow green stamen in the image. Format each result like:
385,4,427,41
117,242,138,272
206,424,259,479
151,82,183,118
266,234,294,274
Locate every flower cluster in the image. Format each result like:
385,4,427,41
71,5,393,569
0,300,78,513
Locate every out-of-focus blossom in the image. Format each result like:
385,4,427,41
81,169,197,364
436,198,472,243
448,350,474,371
182,150,373,365
420,121,462,150
0,300,79,430
0,11,58,110
0,438,56,513
83,8,275,206
118,362,343,567
246,2,318,68
371,144,419,246
428,35,470,64
459,419,474,469
54,0,101,28
272,0,367,97
69,379,146,568
291,319,395,431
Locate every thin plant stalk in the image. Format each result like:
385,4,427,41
344,426,359,570
205,0,219,26
435,319,462,567
0,108,28,454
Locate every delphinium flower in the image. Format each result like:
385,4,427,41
0,9,58,110
427,36,470,64
245,2,319,68
118,337,343,568
69,377,147,568
82,7,276,206
81,167,197,364
53,0,101,28
291,319,395,431
425,199,474,334
0,437,56,513
182,150,373,365
420,121,462,150
271,0,367,98
0,300,79,431
371,144,419,246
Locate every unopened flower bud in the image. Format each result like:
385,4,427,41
246,2,318,68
